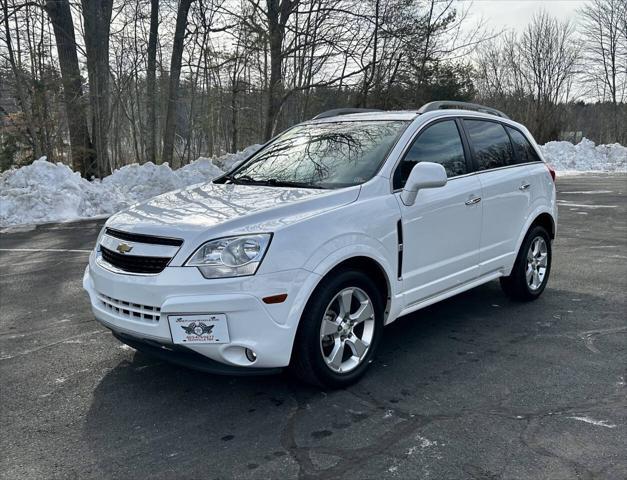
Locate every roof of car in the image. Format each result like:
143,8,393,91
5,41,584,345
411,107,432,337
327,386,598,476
310,110,421,123
308,108,516,124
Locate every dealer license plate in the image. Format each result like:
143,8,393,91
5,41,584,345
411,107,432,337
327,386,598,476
168,314,230,344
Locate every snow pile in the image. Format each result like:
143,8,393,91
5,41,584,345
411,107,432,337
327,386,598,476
0,145,260,227
539,139,627,174
0,160,119,227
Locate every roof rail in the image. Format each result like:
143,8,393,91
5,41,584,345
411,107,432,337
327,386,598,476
418,101,510,119
312,108,382,120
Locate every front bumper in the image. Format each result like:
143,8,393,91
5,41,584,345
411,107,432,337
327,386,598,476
112,331,282,375
83,253,318,368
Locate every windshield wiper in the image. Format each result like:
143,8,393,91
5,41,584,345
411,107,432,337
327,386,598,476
230,177,325,189
215,172,239,184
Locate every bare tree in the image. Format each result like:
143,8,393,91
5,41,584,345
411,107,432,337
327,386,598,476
81,0,113,176
162,0,195,167
475,11,579,143
519,12,580,142
1,0,42,158
579,0,627,141
145,0,159,163
44,0,95,176
352,0,487,109
12,0,618,174
263,0,298,140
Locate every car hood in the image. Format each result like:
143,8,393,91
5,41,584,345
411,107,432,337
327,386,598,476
105,182,360,242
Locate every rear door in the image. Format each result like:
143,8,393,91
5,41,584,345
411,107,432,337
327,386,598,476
394,119,483,306
461,119,533,275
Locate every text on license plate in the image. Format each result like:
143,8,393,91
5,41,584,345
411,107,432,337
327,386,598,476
168,314,230,344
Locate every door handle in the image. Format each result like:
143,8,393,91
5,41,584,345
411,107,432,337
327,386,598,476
465,196,481,206
519,183,531,191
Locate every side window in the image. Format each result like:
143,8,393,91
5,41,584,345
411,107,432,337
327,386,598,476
506,127,541,164
464,120,514,171
393,120,467,190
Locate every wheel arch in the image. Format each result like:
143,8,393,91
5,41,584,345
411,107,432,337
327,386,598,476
303,237,397,319
508,209,556,277
288,254,392,366
319,256,392,320
531,212,556,240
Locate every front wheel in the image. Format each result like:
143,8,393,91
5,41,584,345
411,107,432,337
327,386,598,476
289,270,384,388
500,225,552,301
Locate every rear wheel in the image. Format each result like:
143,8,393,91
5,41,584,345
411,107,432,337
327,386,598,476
290,270,384,388
500,225,552,301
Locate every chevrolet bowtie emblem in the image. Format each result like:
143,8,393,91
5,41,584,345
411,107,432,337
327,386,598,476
116,242,133,254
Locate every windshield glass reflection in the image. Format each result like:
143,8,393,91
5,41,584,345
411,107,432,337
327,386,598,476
220,121,409,189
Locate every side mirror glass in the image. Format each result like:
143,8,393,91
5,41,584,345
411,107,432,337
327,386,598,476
400,162,447,206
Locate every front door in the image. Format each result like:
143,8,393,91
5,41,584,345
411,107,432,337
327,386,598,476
394,119,483,307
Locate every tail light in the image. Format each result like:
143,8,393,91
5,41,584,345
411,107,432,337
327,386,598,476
546,163,556,182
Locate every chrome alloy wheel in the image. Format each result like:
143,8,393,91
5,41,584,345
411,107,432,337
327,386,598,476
526,236,548,291
319,287,375,373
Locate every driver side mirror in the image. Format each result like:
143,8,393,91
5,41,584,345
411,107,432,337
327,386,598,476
400,162,447,206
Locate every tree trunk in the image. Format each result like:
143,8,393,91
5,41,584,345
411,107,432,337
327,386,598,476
1,0,42,159
162,0,194,168
231,81,238,152
263,0,295,141
356,0,380,108
81,0,113,177
44,0,95,177
417,0,436,88
146,0,159,163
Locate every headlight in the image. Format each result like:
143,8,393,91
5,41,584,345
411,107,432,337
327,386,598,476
95,226,106,251
185,234,272,278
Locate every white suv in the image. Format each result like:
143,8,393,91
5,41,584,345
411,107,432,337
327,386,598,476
83,102,557,388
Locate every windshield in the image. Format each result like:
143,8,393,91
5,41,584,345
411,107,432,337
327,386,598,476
219,120,409,189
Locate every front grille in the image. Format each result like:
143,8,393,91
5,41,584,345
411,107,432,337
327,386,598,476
101,246,170,274
105,227,183,246
97,292,161,323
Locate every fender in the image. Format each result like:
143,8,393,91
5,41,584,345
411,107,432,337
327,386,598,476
511,205,557,274
306,235,395,277
287,234,402,326
279,238,399,361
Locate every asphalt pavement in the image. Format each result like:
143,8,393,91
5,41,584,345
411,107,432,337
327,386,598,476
1,175,626,480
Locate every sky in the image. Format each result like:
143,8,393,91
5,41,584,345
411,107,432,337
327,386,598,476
465,0,585,32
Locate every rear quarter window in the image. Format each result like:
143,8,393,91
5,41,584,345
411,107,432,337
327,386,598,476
506,127,542,164
464,120,514,171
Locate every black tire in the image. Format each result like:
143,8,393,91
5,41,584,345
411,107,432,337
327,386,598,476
289,269,385,389
500,225,552,301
